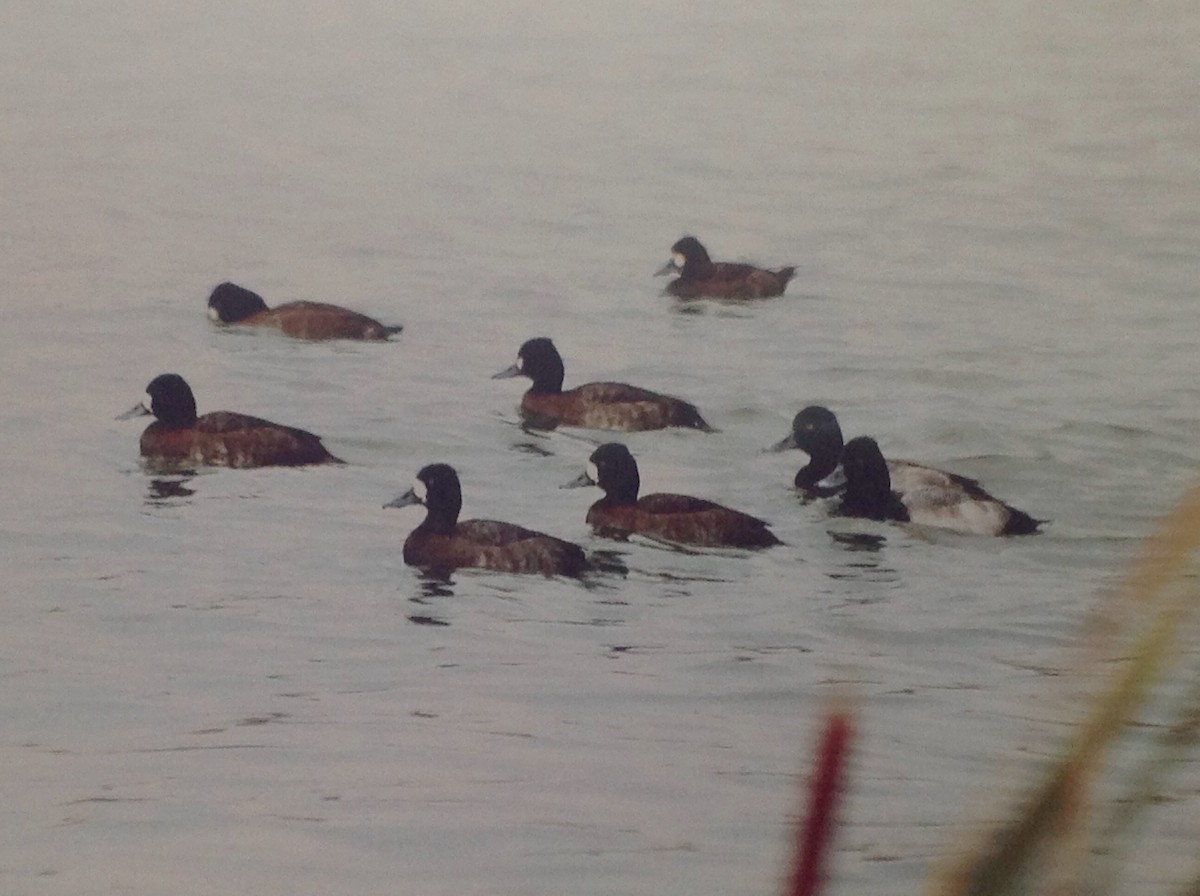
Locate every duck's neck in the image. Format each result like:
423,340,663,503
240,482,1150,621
843,480,907,522
794,451,840,488
527,366,564,395
595,484,638,507
418,502,460,536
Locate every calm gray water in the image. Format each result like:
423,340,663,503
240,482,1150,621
4,1,1199,894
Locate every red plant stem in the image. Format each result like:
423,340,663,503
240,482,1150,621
787,709,854,896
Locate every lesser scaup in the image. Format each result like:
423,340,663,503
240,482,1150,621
492,337,714,432
655,236,796,300
384,463,589,577
563,443,781,548
772,407,1041,536
207,282,403,341
119,373,343,468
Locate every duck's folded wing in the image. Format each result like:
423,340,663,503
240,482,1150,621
454,520,586,574
573,381,667,403
888,459,994,500
900,485,1012,536
637,493,724,514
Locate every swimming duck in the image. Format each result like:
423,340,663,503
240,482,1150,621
771,407,1041,535
384,463,589,577
207,282,403,341
493,337,714,432
119,373,343,468
563,443,781,548
655,236,796,300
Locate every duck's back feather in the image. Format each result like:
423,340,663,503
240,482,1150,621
253,301,400,340
522,383,712,432
587,494,780,547
887,460,993,500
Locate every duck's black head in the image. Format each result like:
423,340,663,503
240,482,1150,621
656,236,712,277
671,236,710,263
840,436,908,522
770,405,844,486
492,337,565,394
384,463,463,533
144,373,199,427
563,442,641,505
207,282,270,323
842,436,889,490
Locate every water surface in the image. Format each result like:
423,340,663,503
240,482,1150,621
3,1,1199,893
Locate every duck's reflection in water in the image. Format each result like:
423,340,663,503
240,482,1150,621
401,550,630,627
404,574,454,626
825,530,901,589
145,475,197,505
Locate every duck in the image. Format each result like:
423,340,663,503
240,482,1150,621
492,337,714,432
118,373,343,468
655,236,796,300
207,282,403,341
563,443,781,548
384,463,589,577
771,406,1041,536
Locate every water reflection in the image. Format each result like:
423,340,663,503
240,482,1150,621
584,549,628,580
398,558,632,627
506,418,602,454
404,573,455,625
407,613,451,627
518,411,561,433
510,439,554,457
825,529,901,587
145,476,196,505
666,299,756,319
829,531,887,553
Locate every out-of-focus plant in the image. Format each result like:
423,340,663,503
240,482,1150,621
926,481,1200,896
781,482,1200,896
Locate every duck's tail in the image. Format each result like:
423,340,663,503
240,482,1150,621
1002,507,1044,535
